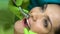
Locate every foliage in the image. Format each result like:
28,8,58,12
0,0,29,34
8,0,29,20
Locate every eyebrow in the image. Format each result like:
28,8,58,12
47,16,51,22
42,4,47,9
47,16,52,32
41,4,48,13
44,15,52,23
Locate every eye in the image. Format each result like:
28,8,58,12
43,16,52,33
43,16,52,28
43,19,48,27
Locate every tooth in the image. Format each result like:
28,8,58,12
27,19,31,28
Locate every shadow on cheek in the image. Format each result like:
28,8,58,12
55,27,60,34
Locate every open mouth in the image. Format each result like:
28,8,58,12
24,18,28,26
23,18,30,29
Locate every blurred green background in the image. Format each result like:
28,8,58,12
0,0,29,34
0,0,15,34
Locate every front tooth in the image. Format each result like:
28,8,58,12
27,19,31,28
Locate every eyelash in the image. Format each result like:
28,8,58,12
44,19,48,27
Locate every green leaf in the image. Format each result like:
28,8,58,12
0,0,14,34
22,0,30,9
16,0,23,6
8,0,29,20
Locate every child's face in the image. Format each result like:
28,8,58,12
28,4,60,34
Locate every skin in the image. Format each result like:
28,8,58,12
14,4,60,34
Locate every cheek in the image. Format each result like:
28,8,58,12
29,19,50,34
30,20,44,33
